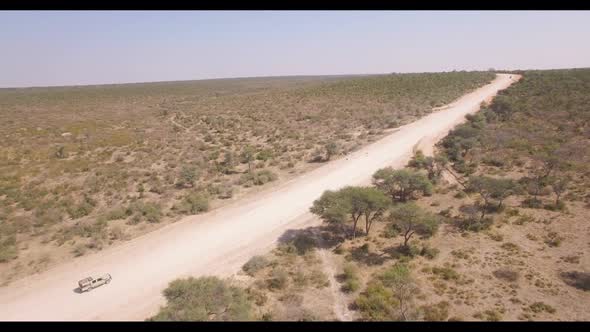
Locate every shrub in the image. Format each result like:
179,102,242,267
309,269,330,289
419,244,439,259
421,301,450,321
341,263,360,293
267,267,289,290
177,192,209,215
72,243,87,257
291,233,317,255
67,201,94,220
242,255,269,276
454,191,467,199
357,263,418,321
487,231,504,242
33,206,63,228
521,197,543,209
149,182,165,195
528,302,556,314
239,170,278,187
432,266,460,281
483,309,502,321
456,214,493,232
256,149,273,161
246,287,268,306
355,281,395,320
108,226,125,241
150,276,253,321
106,206,129,221
137,202,163,223
0,235,18,262
544,231,563,247
500,242,520,252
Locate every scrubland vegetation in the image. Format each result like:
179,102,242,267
150,69,590,321
0,71,494,283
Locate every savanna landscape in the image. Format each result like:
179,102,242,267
2,10,590,324
148,69,590,321
0,72,495,285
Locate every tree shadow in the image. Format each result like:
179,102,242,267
560,271,590,291
278,223,347,252
381,244,417,261
348,245,389,266
307,155,327,164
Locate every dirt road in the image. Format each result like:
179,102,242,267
0,74,519,321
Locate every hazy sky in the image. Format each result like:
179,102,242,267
1,11,589,87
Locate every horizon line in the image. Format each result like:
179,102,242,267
2,66,588,90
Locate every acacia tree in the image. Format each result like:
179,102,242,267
379,263,419,321
527,153,561,204
372,168,432,203
466,176,515,217
310,186,389,239
550,175,570,207
408,150,449,182
388,203,438,248
358,187,390,235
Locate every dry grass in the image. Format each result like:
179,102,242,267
0,72,494,284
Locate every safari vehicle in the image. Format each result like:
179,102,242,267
78,274,112,292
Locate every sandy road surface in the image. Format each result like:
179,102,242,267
0,74,519,321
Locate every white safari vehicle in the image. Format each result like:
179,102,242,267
78,274,112,292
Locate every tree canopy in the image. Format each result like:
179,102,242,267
388,202,438,248
372,168,433,202
149,276,253,321
310,186,389,238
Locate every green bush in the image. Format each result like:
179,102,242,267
106,206,129,220
176,165,198,188
67,201,94,220
431,266,460,281
341,263,360,293
356,263,418,321
239,170,278,187
177,192,210,215
150,276,253,321
256,149,273,161
143,203,163,223
129,201,163,223
355,281,395,320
